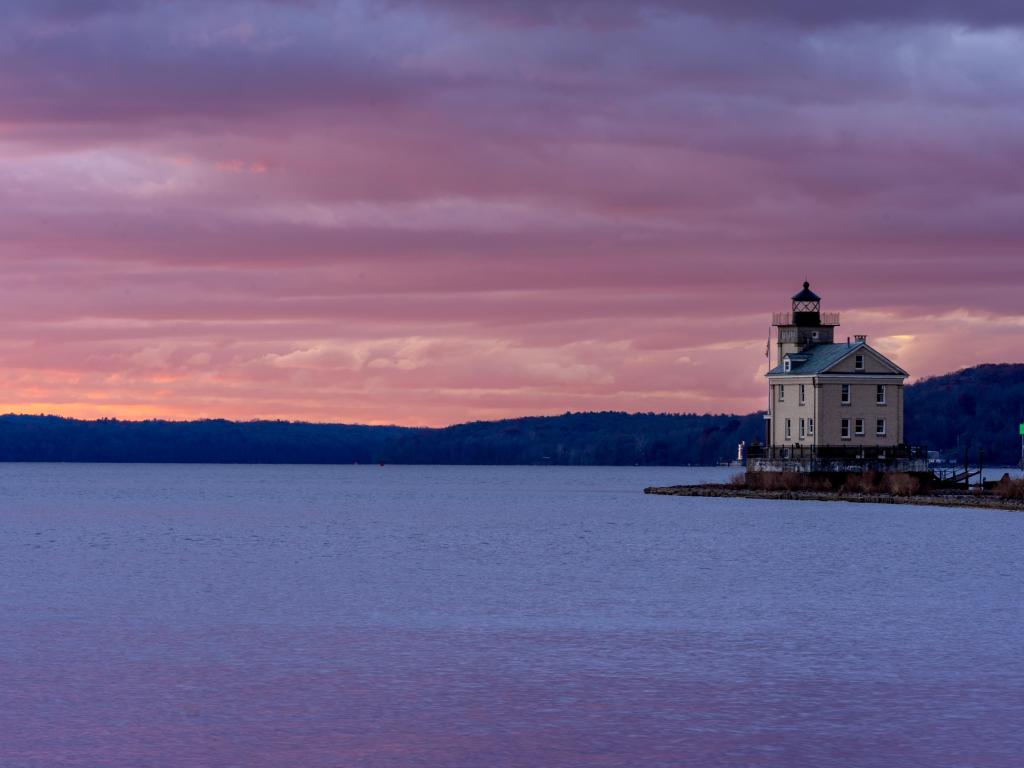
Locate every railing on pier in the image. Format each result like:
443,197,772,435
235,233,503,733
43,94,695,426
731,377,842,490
934,466,981,485
745,443,930,473
747,444,928,462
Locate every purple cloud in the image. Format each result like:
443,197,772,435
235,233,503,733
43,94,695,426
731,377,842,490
0,0,1021,423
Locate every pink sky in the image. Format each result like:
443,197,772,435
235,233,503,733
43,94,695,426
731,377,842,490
1,1,1022,426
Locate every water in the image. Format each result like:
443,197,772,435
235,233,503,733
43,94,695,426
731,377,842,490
1,464,1021,767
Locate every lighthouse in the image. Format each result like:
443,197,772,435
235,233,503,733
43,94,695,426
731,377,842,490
751,282,925,473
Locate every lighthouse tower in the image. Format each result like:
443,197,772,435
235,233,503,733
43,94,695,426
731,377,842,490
771,282,839,366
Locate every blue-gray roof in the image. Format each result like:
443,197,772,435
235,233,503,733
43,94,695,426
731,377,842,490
768,342,866,375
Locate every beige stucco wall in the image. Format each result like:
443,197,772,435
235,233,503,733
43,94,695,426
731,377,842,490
768,377,817,447
814,378,904,447
827,345,901,375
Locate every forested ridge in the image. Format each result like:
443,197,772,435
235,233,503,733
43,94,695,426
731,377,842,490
0,364,1020,465
903,364,1024,466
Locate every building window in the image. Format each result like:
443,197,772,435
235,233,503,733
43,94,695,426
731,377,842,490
799,384,806,404
855,354,864,370
841,384,850,404
876,418,886,436
785,418,792,440
779,385,785,402
877,384,887,405
841,418,850,439
784,358,792,373
799,418,806,438
808,418,815,436
854,418,864,436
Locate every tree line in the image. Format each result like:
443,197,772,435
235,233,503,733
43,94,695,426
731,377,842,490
0,363,1019,465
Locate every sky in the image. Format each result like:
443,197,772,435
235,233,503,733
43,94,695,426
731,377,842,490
1,0,1022,426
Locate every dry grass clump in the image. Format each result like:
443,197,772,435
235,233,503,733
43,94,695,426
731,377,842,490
884,473,921,497
840,470,880,494
995,474,1024,501
745,471,833,492
839,471,921,497
743,471,926,496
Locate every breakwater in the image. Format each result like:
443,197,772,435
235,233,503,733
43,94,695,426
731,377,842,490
644,483,1024,511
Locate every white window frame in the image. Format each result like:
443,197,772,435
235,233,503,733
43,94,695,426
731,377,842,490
799,418,806,438
785,418,792,440
876,384,887,405
876,418,886,436
799,384,806,405
784,358,792,373
855,354,864,370
778,384,785,402
841,384,851,405
841,418,850,439
854,418,864,436
808,418,815,436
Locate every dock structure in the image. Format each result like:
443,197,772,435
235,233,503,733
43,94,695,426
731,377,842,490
750,282,923,474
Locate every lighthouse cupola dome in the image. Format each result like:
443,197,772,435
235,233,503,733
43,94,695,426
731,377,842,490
791,281,822,326
791,281,820,304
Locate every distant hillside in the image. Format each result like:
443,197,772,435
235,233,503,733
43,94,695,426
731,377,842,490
0,363,1019,465
383,411,763,466
904,363,1024,465
0,411,762,466
0,416,410,465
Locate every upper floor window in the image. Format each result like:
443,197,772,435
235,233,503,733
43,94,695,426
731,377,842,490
783,358,792,373
841,418,850,439
855,354,864,370
799,418,806,438
799,384,806,404
778,385,785,402
876,418,887,436
785,418,792,440
841,384,851,404
808,418,815,436
877,384,887,405
854,418,864,436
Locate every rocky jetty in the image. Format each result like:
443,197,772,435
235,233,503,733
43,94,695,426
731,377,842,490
644,483,1024,512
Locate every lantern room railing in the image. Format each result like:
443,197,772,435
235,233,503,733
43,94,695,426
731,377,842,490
772,311,840,326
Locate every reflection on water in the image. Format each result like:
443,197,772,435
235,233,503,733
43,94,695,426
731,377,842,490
1,464,1021,767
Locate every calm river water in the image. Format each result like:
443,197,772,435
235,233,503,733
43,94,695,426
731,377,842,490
1,464,1021,767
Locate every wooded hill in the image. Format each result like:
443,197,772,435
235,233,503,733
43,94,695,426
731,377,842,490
0,363,1020,465
902,364,1024,466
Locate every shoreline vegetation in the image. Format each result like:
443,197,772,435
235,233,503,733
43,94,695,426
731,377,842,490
645,472,1024,512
